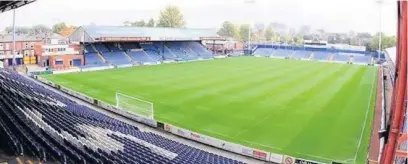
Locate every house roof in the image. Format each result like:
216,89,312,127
69,25,222,42
0,33,64,42
83,26,218,38
0,34,40,42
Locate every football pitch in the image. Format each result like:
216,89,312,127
43,57,378,163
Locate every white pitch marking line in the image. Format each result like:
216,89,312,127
352,70,377,163
232,114,274,138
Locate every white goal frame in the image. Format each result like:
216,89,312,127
115,92,154,119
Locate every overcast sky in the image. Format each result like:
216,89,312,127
0,0,398,35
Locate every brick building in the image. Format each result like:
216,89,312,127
35,35,83,69
0,34,42,67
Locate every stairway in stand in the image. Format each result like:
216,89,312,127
97,52,107,64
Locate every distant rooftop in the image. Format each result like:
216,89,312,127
69,26,222,43
0,33,64,42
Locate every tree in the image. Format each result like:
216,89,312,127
157,6,185,28
123,21,132,26
281,34,293,44
217,21,239,39
52,22,67,33
4,26,30,34
29,25,52,35
132,20,146,27
264,25,274,41
146,18,155,27
370,33,396,50
271,33,280,43
59,25,77,37
294,34,304,45
239,24,251,41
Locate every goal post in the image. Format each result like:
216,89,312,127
115,92,154,119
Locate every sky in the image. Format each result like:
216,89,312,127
0,0,398,35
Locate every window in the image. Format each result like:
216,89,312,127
55,60,63,65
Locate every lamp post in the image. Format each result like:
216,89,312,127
12,8,16,67
377,0,384,59
244,0,255,54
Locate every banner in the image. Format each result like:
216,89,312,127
100,37,151,42
284,156,296,164
116,64,133,68
52,68,81,74
269,153,284,163
81,66,114,72
163,123,281,162
283,156,323,164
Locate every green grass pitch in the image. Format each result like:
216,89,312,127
43,57,378,163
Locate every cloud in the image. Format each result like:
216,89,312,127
0,0,397,35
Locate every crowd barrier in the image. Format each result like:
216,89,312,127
163,123,326,164
214,55,228,59
116,64,133,68
162,60,176,64
53,68,81,74
81,65,114,72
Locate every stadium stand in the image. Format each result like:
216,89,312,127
127,51,157,64
353,55,372,65
101,52,132,66
166,42,198,60
121,43,142,51
0,69,244,164
84,45,97,54
272,49,292,58
152,42,178,60
332,53,351,63
253,48,274,57
83,53,106,67
140,43,163,61
291,50,310,59
94,43,110,53
104,43,121,52
188,42,214,59
312,51,330,61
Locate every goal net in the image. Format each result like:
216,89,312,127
115,92,154,119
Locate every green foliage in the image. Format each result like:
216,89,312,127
217,21,239,39
264,25,274,41
30,25,52,35
5,25,51,35
146,18,155,27
157,5,185,28
52,22,67,33
294,34,304,45
370,33,396,50
280,34,293,44
124,20,146,27
239,24,251,41
4,26,30,34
